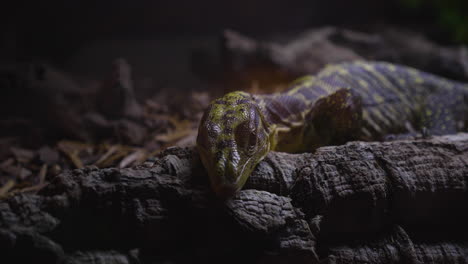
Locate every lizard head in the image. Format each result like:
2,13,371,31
197,91,271,198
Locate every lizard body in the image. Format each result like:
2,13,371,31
197,61,468,197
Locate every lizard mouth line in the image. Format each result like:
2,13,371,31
233,140,270,186
234,155,252,186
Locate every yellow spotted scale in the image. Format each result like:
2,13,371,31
197,61,468,197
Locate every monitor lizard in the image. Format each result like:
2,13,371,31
196,61,468,197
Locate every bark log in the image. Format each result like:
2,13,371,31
1,134,467,263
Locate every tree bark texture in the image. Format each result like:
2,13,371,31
1,134,467,263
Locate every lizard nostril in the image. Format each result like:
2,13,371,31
223,162,239,183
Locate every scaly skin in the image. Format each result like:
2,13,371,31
197,61,468,197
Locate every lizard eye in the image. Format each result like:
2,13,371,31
235,121,257,154
197,113,219,150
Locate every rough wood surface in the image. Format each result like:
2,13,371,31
1,134,467,263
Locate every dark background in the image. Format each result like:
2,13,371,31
0,0,442,87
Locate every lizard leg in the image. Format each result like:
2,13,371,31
305,88,363,148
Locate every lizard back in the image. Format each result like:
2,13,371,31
254,61,468,150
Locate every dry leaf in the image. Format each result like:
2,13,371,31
58,141,85,169
0,158,15,171
69,150,84,169
0,164,31,180
174,129,198,147
119,149,147,168
0,180,15,198
155,115,194,146
94,145,119,167
38,164,47,184
5,182,49,198
95,145,133,168
10,147,35,163
50,164,62,177
155,129,193,143
18,167,32,180
58,140,93,156
18,183,49,194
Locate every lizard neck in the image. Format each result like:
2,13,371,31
253,75,328,152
